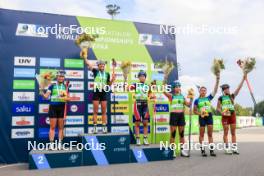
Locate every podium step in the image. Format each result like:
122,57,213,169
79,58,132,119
130,144,174,163
29,149,82,170
82,133,130,165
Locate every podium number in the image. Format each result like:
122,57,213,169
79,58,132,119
137,151,142,158
38,156,44,164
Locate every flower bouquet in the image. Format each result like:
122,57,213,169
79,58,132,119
36,71,56,92
211,58,225,76
120,61,132,83
75,33,98,59
187,88,195,99
237,57,256,74
156,58,176,83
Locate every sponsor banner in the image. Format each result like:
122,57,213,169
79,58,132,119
151,72,164,81
113,72,124,81
88,115,103,125
38,94,50,103
88,127,103,134
88,104,106,113
65,70,84,79
110,61,122,69
156,125,170,134
131,62,148,70
65,116,84,125
11,128,34,139
13,80,35,90
12,104,34,114
64,59,84,68
111,104,129,113
155,104,169,112
38,116,49,126
155,114,170,123
111,115,129,124
155,93,169,102
69,92,84,102
12,116,34,126
67,103,85,114
111,126,130,134
111,93,129,102
64,127,84,137
39,128,57,138
69,81,84,90
39,104,49,113
14,56,36,66
16,23,48,38
151,63,163,71
139,34,163,46
87,82,94,90
40,57,60,67
13,92,35,101
87,71,94,79
14,68,35,78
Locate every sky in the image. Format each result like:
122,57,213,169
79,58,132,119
1,0,263,108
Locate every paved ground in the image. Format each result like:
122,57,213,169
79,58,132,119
1,127,264,176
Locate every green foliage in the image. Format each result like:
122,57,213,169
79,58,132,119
234,103,253,116
254,100,264,117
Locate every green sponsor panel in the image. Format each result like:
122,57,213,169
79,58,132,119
13,80,35,89
213,116,222,132
64,58,84,68
39,69,57,75
255,118,263,126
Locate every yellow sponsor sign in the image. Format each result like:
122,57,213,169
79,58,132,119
111,104,129,113
88,115,103,125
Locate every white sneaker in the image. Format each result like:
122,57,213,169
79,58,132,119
181,149,189,157
102,126,107,134
136,137,141,146
224,148,232,155
93,125,97,134
58,141,63,150
49,142,56,150
143,136,149,146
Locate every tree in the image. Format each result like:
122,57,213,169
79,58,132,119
234,103,253,116
106,4,120,20
254,100,264,117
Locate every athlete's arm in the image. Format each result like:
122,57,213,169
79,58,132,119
40,90,51,99
233,73,247,97
84,58,93,71
193,105,200,115
211,73,220,97
217,99,222,114
108,73,116,86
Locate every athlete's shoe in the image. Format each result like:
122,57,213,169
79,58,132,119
224,148,233,155
93,125,97,134
143,136,149,146
232,149,240,155
57,141,63,150
181,149,189,157
201,149,207,157
136,137,141,146
102,125,108,134
210,150,217,157
49,142,56,150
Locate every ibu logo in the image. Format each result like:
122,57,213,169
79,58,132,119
69,154,79,163
118,137,127,145
12,104,34,114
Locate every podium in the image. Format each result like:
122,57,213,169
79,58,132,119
82,133,130,165
29,149,82,170
29,133,173,170
130,145,173,163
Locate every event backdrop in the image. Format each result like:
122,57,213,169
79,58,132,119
0,8,178,163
